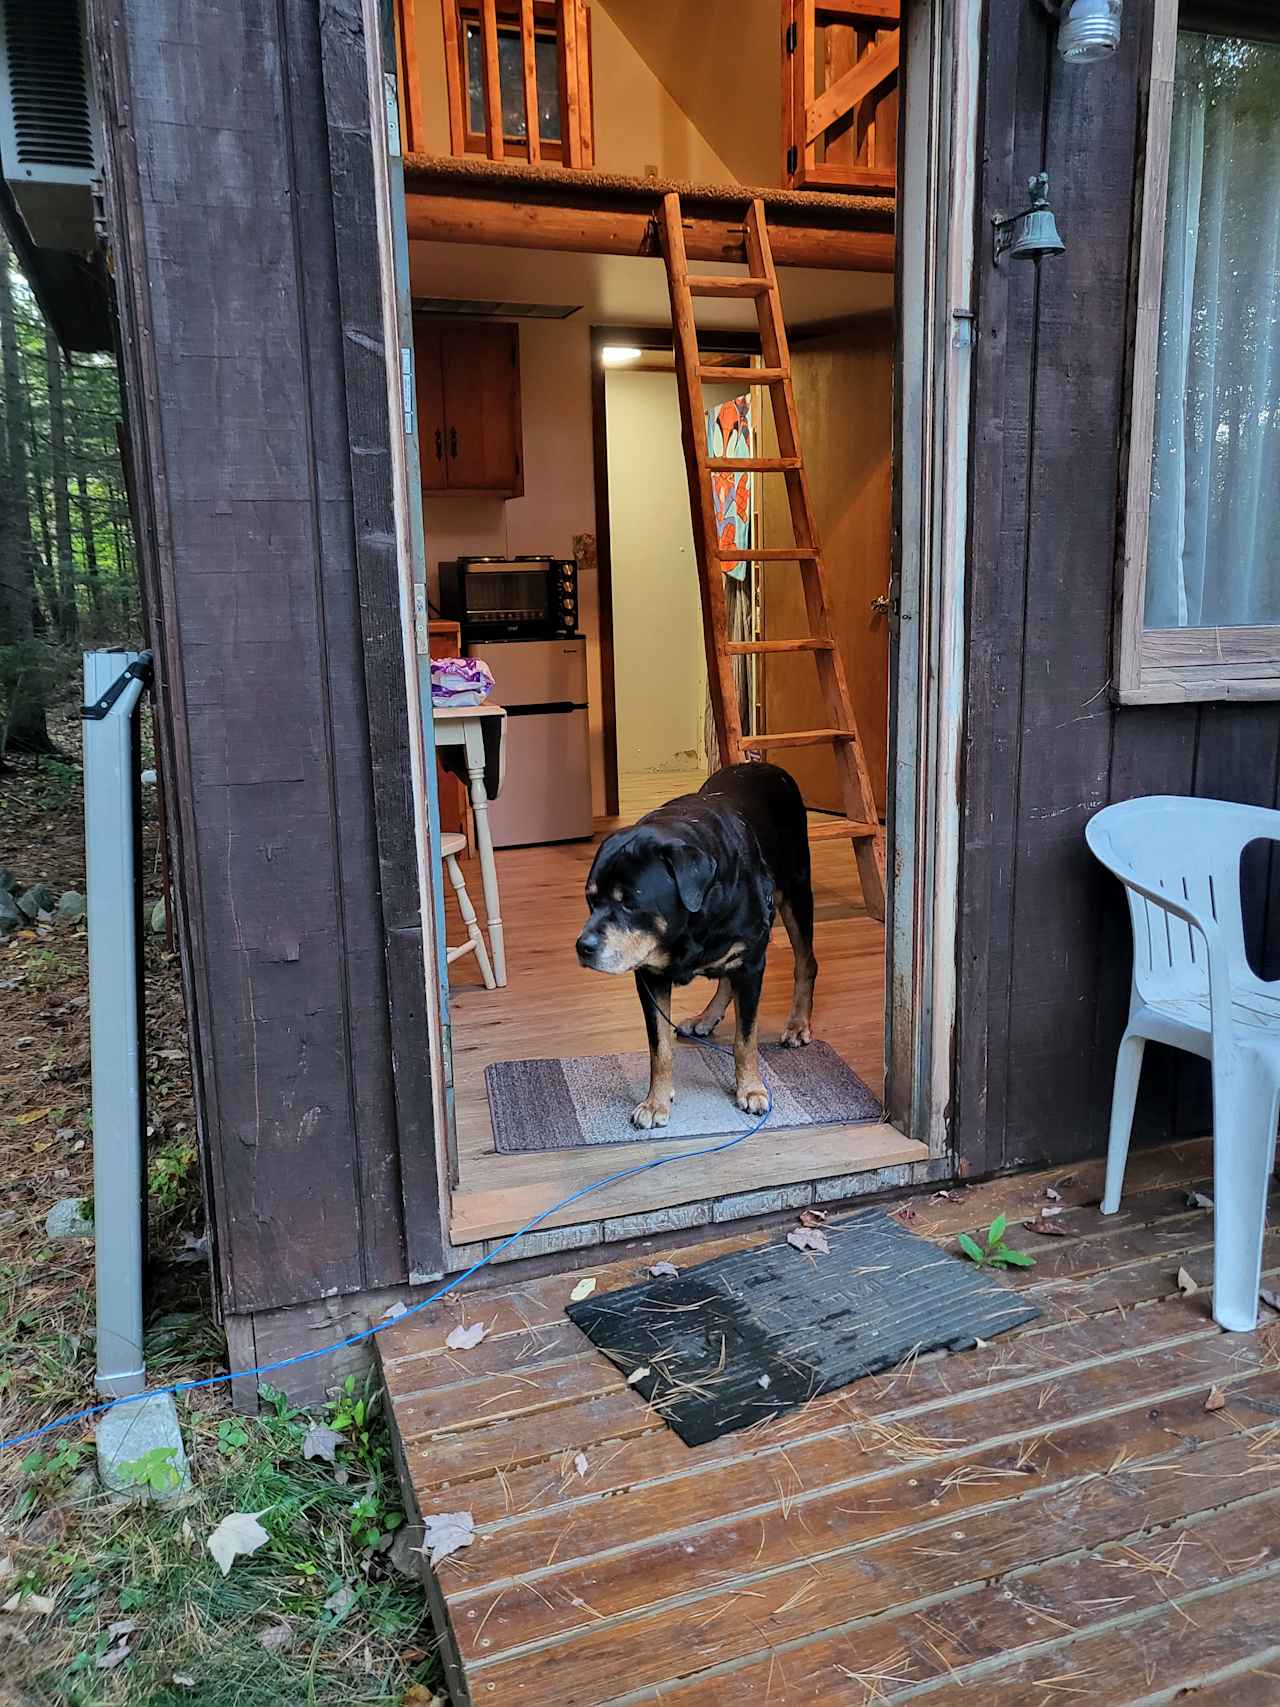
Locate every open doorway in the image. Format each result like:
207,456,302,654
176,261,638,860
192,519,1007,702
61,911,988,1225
386,0,961,1256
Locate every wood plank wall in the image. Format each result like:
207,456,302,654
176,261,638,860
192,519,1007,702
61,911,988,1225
958,0,1280,1174
90,0,438,1314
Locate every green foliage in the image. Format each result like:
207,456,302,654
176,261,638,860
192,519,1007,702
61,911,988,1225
114,1445,182,1496
956,1213,1036,1270
148,1141,198,1210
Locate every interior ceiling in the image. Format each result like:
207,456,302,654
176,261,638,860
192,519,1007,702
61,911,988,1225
595,0,780,189
409,241,894,332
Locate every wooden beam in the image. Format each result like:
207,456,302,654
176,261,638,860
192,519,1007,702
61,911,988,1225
479,0,504,158
395,0,427,155
439,0,467,154
518,0,540,163
404,191,895,271
806,28,899,144
575,0,593,167
816,0,899,19
796,161,895,191
557,0,582,167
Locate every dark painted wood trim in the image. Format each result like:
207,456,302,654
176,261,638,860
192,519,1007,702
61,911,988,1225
319,0,444,1281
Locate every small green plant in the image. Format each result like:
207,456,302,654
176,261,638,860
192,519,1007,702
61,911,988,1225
217,1418,249,1455
957,1214,1035,1270
16,1439,86,1516
115,1444,181,1495
147,1140,197,1209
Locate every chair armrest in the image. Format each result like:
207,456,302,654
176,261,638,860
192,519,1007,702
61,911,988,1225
1120,878,1235,1034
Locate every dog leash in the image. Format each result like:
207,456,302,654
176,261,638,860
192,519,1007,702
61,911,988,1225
1,996,774,1454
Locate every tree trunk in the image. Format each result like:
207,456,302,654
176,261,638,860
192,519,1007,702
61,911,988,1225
26,417,60,626
45,326,78,641
0,236,54,758
77,469,105,631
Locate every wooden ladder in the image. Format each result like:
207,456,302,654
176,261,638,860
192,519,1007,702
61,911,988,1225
658,191,887,922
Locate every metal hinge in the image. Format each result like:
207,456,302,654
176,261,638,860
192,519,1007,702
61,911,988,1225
413,585,428,655
785,21,797,52
786,145,798,175
384,73,401,157
401,347,414,441
81,652,154,721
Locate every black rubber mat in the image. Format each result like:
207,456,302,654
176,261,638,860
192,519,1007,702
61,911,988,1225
566,1207,1040,1447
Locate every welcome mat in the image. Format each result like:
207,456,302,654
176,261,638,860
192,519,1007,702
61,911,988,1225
566,1207,1041,1446
486,1040,881,1153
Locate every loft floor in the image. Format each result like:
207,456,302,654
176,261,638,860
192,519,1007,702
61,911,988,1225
380,1137,1280,1706
442,770,919,1247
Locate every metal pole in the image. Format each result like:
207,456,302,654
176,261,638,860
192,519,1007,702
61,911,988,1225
83,649,151,1399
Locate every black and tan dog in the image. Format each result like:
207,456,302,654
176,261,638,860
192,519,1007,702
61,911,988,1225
575,762,817,1129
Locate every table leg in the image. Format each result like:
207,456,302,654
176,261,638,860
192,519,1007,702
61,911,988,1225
466,754,506,987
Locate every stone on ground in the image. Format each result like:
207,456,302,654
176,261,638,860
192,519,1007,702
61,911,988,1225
57,890,86,922
0,890,20,934
17,883,56,920
96,1392,191,1503
46,1198,95,1240
0,864,19,893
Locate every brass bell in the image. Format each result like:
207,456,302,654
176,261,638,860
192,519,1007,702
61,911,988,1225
993,172,1066,265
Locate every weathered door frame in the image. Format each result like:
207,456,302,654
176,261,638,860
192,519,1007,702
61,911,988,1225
366,0,979,1269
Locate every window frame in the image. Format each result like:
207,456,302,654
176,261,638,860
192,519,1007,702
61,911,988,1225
1117,0,1280,704
445,0,593,167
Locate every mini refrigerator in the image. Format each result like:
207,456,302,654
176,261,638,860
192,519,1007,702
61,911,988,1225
467,637,593,847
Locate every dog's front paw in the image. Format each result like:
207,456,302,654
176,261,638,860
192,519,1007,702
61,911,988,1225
780,1020,813,1047
735,1083,768,1116
677,1016,718,1039
631,1095,672,1130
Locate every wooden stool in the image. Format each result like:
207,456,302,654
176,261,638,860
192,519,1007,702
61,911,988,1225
443,831,496,990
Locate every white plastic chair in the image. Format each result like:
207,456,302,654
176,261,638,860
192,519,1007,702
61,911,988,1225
1086,796,1280,1332
442,831,496,990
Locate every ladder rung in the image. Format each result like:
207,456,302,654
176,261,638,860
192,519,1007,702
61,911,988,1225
713,547,819,561
697,366,786,384
686,275,773,298
726,638,833,655
706,457,801,473
807,815,879,843
745,728,856,751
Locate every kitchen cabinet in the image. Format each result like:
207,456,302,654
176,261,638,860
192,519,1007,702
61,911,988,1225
413,317,524,498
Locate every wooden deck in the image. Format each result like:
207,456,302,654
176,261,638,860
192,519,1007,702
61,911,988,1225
380,1138,1280,1704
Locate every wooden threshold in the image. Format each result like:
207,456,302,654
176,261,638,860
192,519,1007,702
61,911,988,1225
381,1138,1280,1707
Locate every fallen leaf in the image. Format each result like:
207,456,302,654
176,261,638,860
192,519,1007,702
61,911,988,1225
259,1622,293,1653
418,1511,475,1566
1187,1191,1214,1211
444,1322,488,1352
1261,1288,1280,1313
31,1140,52,1153
1040,1205,1064,1218
14,1108,52,1126
301,1425,346,1465
569,1278,597,1303
2,1591,55,1615
402,1689,445,1707
380,1301,408,1323
930,1190,959,1202
1024,1219,1067,1237
323,1583,356,1620
1045,1186,1062,1202
96,1640,132,1671
573,1452,588,1477
207,1510,270,1576
647,1262,679,1278
0,1558,11,1584
799,1207,829,1227
974,1337,990,1350
787,1227,830,1254
757,1374,772,1390
627,1365,651,1386
1177,1267,1199,1295
1204,1387,1227,1412
179,1517,195,1548
107,1619,139,1641
173,1675,197,1690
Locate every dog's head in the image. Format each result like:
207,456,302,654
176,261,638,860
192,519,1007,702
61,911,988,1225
576,826,717,974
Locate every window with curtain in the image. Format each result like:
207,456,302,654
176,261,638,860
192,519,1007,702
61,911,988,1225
1119,4,1280,701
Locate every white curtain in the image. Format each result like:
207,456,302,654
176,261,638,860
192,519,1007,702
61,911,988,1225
1146,33,1280,630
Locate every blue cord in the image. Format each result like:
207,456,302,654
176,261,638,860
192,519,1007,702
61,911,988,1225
1,1013,772,1454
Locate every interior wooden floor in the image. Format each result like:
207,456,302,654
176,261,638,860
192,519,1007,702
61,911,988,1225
443,772,921,1246
380,1138,1280,1706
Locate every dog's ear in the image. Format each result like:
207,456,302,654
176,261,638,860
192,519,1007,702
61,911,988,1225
663,842,717,914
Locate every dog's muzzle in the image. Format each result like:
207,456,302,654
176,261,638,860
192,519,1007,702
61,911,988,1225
576,927,603,969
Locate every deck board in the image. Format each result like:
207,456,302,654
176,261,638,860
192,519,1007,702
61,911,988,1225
380,1140,1280,1705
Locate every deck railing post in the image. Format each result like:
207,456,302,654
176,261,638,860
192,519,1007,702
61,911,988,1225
83,648,151,1399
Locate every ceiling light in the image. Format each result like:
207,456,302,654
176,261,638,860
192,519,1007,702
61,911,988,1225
601,346,644,366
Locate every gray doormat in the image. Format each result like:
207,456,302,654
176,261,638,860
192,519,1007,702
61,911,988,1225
566,1207,1040,1446
486,1040,881,1153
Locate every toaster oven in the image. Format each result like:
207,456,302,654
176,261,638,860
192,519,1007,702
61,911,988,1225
439,555,578,640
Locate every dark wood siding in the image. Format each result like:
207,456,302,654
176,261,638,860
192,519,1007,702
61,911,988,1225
957,0,1280,1174
91,0,440,1312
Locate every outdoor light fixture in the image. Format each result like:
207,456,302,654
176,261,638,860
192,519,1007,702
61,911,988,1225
1037,0,1123,64
601,345,643,366
1058,0,1122,62
992,173,1066,265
